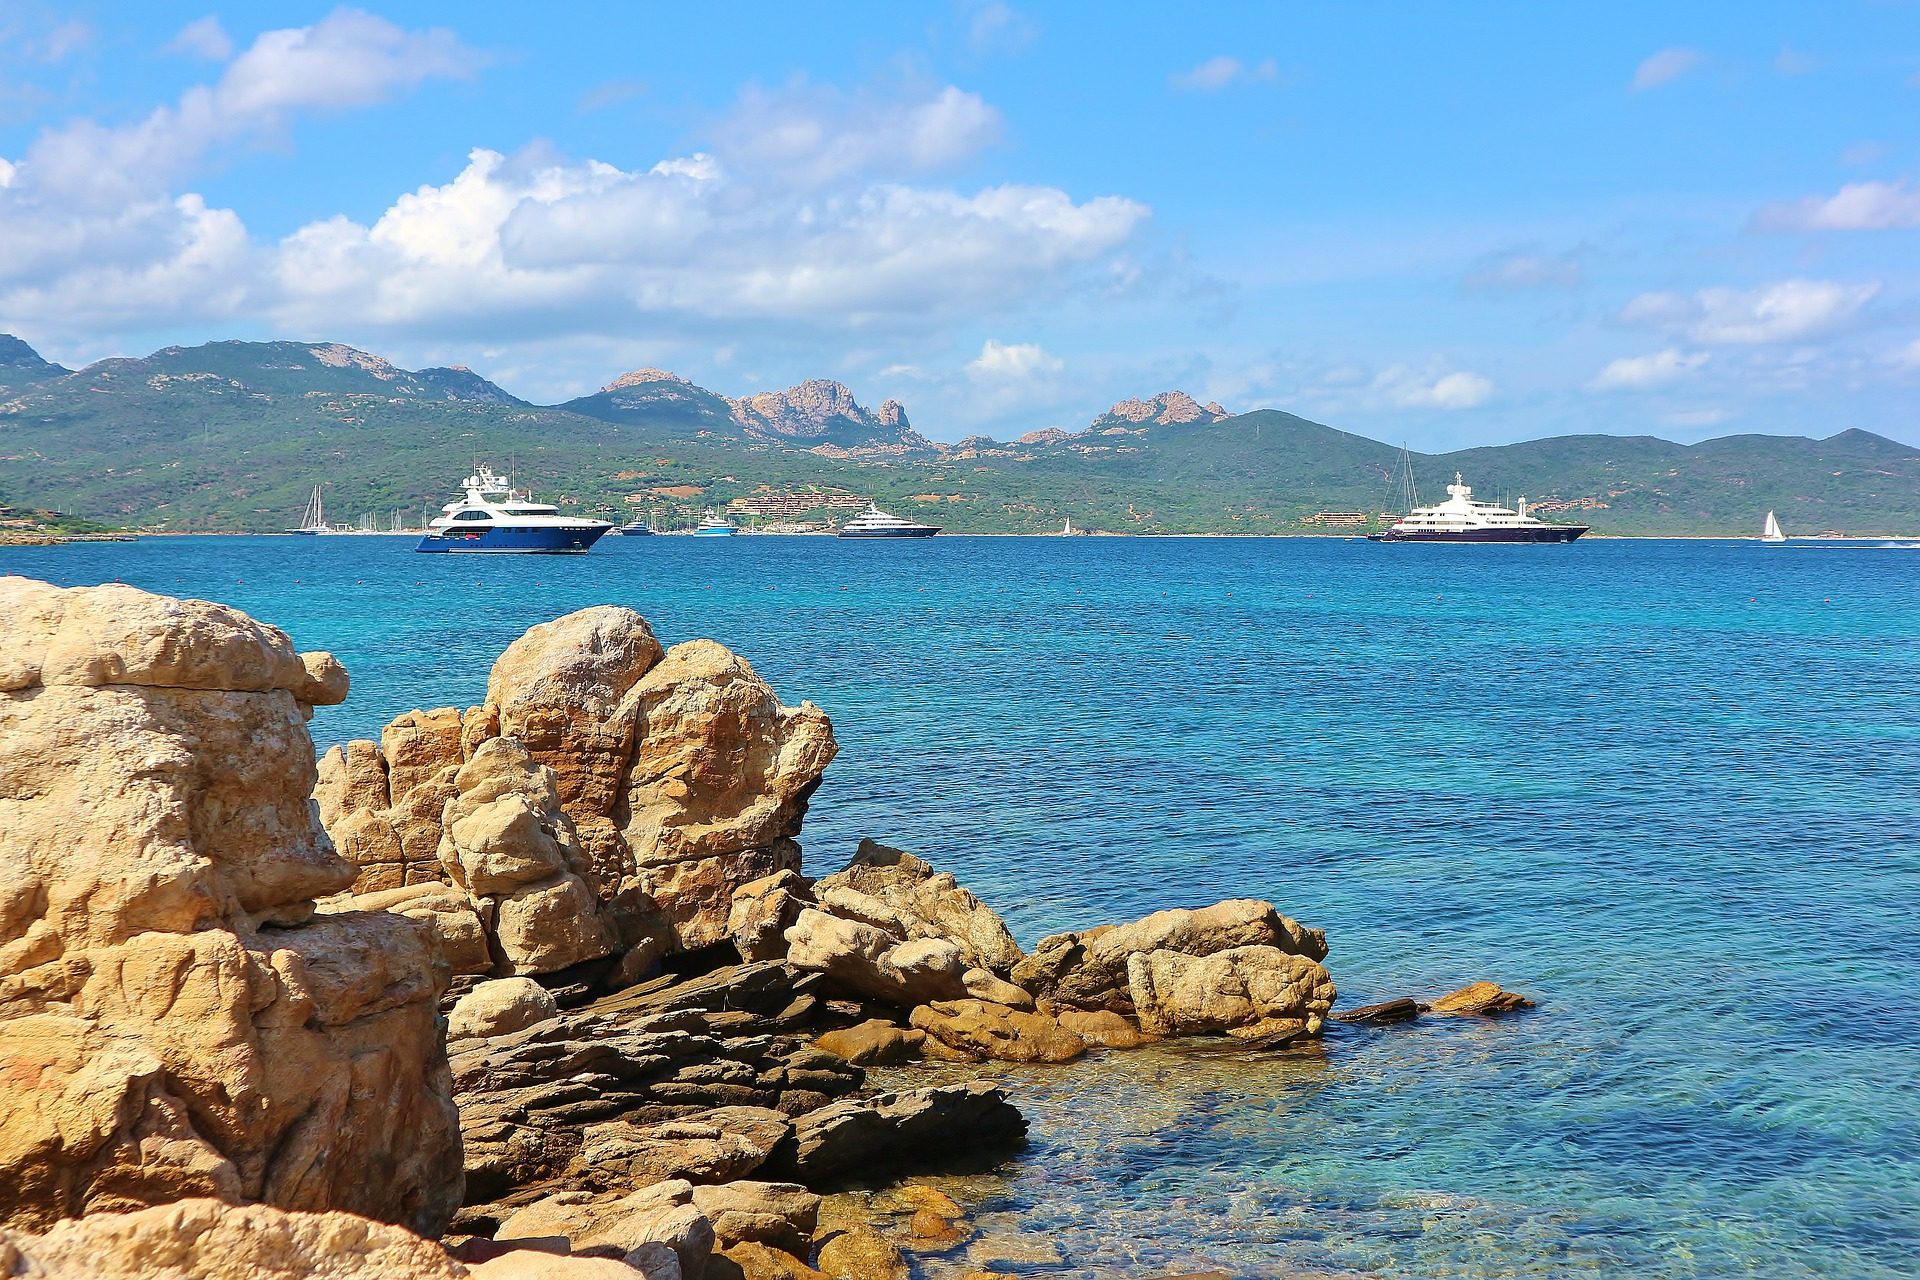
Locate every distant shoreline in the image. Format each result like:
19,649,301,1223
32,530,1919,543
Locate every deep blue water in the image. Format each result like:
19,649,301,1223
6,534,1917,1277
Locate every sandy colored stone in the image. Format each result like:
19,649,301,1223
1429,981,1534,1015
690,1181,819,1254
1126,945,1336,1039
812,1019,925,1066
816,1225,906,1280
714,1241,830,1280
470,1252,666,1279
0,580,459,1235
909,1000,1087,1063
1054,1008,1156,1048
783,910,969,1007
815,842,1023,975
959,968,1033,1010
1013,899,1327,1013
448,978,558,1041
620,640,837,948
496,1182,711,1280
0,1198,461,1279
726,870,814,964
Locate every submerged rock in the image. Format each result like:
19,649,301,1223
0,579,461,1235
1428,981,1534,1015
1332,997,1421,1025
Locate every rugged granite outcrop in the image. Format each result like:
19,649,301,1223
1089,390,1229,431
317,607,837,970
0,579,462,1235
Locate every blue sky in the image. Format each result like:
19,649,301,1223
1,2,1917,447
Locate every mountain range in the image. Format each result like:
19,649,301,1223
1,334,1916,536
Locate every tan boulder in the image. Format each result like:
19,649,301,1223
0,580,460,1236
576,1106,793,1186
815,841,1022,975
714,1241,830,1280
1054,1008,1156,1048
0,1197,462,1279
812,1019,925,1066
497,1181,712,1279
908,1000,1087,1063
324,883,490,977
783,910,970,1007
725,869,814,964
1012,899,1327,1013
471,1252,668,1279
1125,945,1336,1039
690,1181,819,1254
448,978,558,1041
815,1225,906,1280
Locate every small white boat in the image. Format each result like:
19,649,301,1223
1761,511,1787,543
692,509,739,536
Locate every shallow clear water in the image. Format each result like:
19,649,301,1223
6,534,1917,1277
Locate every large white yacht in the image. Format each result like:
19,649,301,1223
836,502,940,539
1369,473,1587,543
415,466,612,554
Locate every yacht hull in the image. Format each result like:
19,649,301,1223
415,525,610,554
1368,526,1587,543
836,527,940,538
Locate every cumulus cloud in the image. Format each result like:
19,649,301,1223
1170,55,1279,92
1374,365,1494,409
967,339,1062,379
163,16,234,61
1631,48,1700,91
1617,279,1880,345
1589,348,1707,391
1461,246,1584,292
1752,179,1920,231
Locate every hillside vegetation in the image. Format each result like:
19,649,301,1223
2,336,1915,535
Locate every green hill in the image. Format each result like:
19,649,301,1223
1,335,1914,535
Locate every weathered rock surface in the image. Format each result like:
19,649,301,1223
1126,945,1336,1040
1332,997,1421,1025
315,609,837,963
690,1181,819,1255
811,1020,925,1066
0,1198,468,1279
1011,899,1328,1015
450,978,561,1042
908,1001,1087,1063
496,1180,711,1278
1053,1008,1157,1048
783,911,970,1007
0,579,461,1235
727,871,814,964
814,1224,907,1280
813,842,1023,975
765,1083,1026,1184
1428,981,1534,1015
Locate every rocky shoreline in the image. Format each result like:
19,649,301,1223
0,577,1528,1279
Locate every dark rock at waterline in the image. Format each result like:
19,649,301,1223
764,1082,1026,1185
1428,981,1535,1015
1332,997,1422,1025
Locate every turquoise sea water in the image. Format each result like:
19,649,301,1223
5,534,1916,1277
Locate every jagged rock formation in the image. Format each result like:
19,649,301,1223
316,607,837,968
1089,390,1229,430
726,380,931,453
0,579,462,1235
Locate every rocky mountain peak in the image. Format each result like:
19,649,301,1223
0,333,70,380
877,399,910,429
1096,390,1230,429
602,367,693,393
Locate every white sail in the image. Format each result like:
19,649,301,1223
1762,511,1785,542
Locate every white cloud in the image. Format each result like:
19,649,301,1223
1752,179,1920,231
1893,338,1920,370
21,9,482,205
1462,247,1583,292
0,158,14,189
960,2,1038,56
967,339,1062,379
1631,48,1700,92
1170,55,1279,93
1618,280,1879,345
163,16,234,61
1374,365,1494,409
1589,347,1708,391
709,82,1000,187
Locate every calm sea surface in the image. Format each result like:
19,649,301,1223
5,534,1916,1277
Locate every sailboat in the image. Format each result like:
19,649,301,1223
286,485,336,535
1761,511,1787,543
